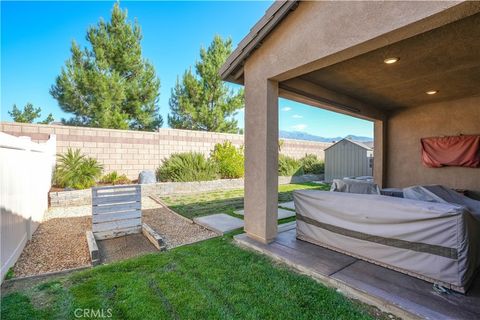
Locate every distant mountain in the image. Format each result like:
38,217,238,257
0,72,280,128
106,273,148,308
279,131,373,143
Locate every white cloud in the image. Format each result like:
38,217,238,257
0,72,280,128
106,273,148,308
282,106,292,112
292,114,303,119
291,124,307,131
238,107,245,112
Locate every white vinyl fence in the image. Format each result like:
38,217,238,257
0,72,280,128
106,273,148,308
0,132,56,281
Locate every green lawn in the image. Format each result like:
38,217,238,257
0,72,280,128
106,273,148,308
161,182,330,219
1,234,374,320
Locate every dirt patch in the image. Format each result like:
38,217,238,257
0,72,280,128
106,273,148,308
97,233,158,264
143,208,217,249
13,217,91,278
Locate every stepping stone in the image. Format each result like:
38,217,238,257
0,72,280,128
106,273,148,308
278,201,295,210
193,214,244,235
234,208,295,220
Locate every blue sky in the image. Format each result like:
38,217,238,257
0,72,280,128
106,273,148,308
1,1,373,138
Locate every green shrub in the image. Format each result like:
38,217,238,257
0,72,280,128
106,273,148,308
5,267,15,280
156,152,218,182
54,148,103,189
100,171,130,185
300,154,325,174
210,142,244,179
278,154,304,176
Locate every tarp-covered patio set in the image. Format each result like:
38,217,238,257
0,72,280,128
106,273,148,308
220,1,480,317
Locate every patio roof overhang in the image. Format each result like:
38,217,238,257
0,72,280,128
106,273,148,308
220,0,480,244
222,2,480,119
278,11,480,115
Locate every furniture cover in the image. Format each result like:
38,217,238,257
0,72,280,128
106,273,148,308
294,190,480,293
403,185,480,221
330,178,380,195
421,135,480,168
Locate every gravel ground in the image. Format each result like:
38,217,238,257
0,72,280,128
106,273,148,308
45,196,162,220
13,217,91,278
12,198,213,277
143,208,217,249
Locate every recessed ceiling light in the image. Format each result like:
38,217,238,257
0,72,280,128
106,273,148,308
384,57,399,64
426,90,438,95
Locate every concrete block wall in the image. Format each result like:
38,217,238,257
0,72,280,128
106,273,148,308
49,174,324,207
1,122,330,179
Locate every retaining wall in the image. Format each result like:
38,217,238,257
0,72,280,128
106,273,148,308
49,174,324,207
0,122,331,179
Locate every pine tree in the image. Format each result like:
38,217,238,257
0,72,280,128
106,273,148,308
8,103,54,124
168,35,244,133
50,3,162,131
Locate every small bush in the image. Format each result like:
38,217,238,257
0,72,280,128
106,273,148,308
54,148,103,189
300,154,325,174
100,171,130,185
211,142,244,179
5,267,15,280
156,152,218,182
278,154,304,176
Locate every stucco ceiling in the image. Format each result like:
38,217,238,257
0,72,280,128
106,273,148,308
298,13,480,110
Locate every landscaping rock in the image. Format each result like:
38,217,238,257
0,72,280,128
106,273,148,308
143,208,216,248
138,170,156,184
13,217,91,277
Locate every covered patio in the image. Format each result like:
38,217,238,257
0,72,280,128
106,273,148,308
221,1,480,318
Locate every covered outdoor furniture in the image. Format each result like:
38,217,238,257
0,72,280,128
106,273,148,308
404,185,480,220
294,190,480,293
330,178,380,195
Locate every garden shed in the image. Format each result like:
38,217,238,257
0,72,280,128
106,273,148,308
324,138,373,182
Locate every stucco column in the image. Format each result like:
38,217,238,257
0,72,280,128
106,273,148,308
244,77,279,243
373,119,387,188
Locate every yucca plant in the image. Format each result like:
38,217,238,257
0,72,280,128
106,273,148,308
54,148,103,189
101,171,130,185
156,152,218,182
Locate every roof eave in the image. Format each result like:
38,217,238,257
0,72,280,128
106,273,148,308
220,0,299,84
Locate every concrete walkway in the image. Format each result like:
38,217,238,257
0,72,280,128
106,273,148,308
193,214,244,235
194,203,296,235
278,201,295,210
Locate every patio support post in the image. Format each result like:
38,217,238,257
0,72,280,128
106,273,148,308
244,77,278,243
374,119,387,188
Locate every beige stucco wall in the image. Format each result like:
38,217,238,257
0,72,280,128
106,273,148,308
234,0,476,242
386,96,480,191
244,1,463,82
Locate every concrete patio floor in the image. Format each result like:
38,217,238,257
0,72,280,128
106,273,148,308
234,222,480,320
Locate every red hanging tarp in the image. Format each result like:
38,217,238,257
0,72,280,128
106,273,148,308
421,135,480,168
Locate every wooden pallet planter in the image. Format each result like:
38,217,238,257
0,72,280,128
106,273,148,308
92,185,142,240
87,185,166,265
